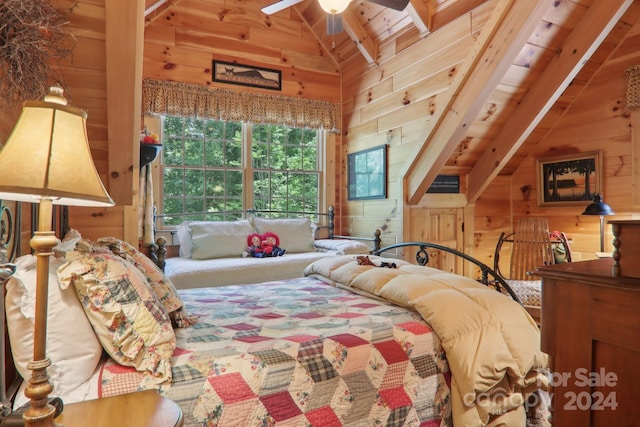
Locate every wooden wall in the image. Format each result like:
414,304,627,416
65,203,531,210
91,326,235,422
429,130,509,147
474,26,640,270
338,3,493,264
142,9,341,101
0,0,121,245
340,1,640,274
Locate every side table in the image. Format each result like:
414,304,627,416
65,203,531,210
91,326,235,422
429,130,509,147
54,390,183,427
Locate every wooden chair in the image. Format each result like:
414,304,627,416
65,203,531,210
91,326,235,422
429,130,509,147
494,217,572,324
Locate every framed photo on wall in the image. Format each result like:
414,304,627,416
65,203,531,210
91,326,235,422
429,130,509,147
348,145,387,200
536,151,602,207
212,60,281,91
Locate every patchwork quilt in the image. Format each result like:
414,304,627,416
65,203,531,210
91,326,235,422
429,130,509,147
99,276,453,426
304,256,548,426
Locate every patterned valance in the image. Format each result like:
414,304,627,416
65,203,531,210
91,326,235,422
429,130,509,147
626,65,640,109
142,79,341,133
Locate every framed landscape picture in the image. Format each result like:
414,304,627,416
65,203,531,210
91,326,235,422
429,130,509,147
212,60,281,91
348,145,387,200
536,151,602,207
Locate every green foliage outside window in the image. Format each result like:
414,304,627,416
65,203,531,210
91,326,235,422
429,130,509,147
159,117,320,226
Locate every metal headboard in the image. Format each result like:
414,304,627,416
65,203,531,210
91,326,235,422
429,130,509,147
373,241,522,304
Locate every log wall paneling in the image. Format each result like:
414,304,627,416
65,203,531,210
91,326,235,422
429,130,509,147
340,5,485,265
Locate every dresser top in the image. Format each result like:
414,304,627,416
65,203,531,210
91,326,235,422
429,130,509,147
608,219,640,225
535,258,640,289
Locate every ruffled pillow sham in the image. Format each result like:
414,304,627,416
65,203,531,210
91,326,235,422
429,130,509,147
58,252,176,384
91,237,196,328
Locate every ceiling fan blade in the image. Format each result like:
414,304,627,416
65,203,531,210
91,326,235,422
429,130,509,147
364,0,410,11
261,0,305,15
326,13,343,35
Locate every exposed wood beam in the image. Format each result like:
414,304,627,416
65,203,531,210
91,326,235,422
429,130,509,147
467,0,634,203
291,6,342,71
402,0,552,205
105,0,144,207
430,0,486,32
145,0,181,25
406,0,431,37
145,0,168,16
342,9,377,65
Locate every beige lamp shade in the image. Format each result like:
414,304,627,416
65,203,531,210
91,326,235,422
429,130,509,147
0,87,114,207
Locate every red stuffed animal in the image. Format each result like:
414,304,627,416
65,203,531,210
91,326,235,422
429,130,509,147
243,233,265,258
260,231,286,257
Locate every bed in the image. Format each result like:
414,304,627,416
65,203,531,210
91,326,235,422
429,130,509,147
151,207,382,289
0,203,550,427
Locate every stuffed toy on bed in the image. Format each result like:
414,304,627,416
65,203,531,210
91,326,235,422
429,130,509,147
243,233,265,258
261,231,286,257
243,232,286,257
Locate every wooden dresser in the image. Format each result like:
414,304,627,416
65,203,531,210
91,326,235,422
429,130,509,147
536,257,640,426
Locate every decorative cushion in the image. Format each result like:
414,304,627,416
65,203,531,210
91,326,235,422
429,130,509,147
190,220,254,259
93,237,196,328
176,220,226,258
314,239,371,255
57,252,176,383
5,255,103,399
251,217,315,253
505,279,542,307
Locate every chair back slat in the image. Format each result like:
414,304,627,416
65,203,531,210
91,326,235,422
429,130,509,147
509,217,555,280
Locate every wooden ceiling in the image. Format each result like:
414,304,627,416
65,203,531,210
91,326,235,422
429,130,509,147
142,0,640,204
143,0,485,68
284,0,486,65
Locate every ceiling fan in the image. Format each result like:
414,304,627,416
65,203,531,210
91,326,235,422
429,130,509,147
262,0,411,35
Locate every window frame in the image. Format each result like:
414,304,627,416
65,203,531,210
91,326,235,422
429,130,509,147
152,117,328,230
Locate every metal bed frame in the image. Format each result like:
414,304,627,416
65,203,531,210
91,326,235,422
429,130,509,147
373,241,522,303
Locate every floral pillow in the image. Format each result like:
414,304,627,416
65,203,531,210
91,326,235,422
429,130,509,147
90,237,196,328
57,251,176,383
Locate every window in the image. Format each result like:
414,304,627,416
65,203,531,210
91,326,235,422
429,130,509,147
158,116,321,226
251,124,320,213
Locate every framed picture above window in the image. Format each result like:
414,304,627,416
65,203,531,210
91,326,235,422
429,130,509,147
536,151,602,207
212,60,281,91
348,145,387,200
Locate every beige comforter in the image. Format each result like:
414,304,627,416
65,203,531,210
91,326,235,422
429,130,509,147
304,255,548,427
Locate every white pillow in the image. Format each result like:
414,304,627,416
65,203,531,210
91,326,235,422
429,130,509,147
314,239,371,255
175,220,228,258
190,220,254,259
5,255,103,399
251,217,315,253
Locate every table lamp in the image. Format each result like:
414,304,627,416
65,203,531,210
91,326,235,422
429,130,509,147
581,193,615,253
0,86,114,426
